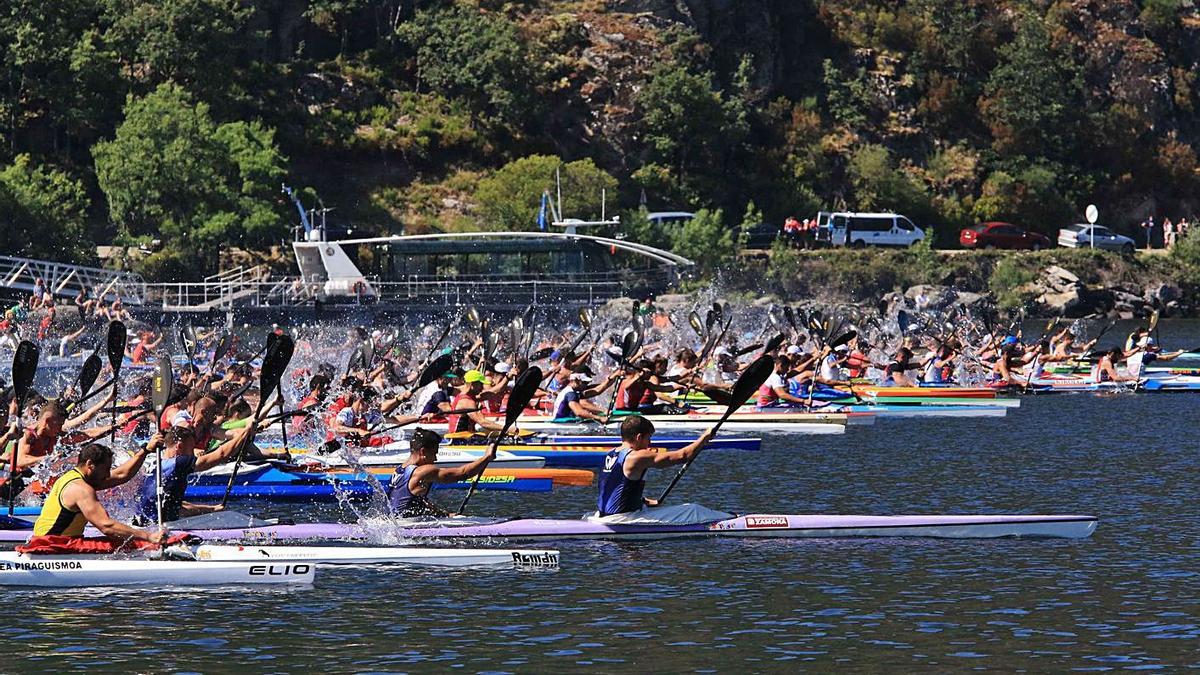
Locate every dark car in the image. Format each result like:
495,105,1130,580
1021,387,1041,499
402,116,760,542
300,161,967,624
959,222,1051,250
740,221,781,249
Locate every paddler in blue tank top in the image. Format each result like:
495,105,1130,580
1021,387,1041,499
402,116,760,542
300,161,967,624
386,428,498,517
597,415,716,516
135,418,258,523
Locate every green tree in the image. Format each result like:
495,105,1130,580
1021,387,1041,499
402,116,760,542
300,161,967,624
103,0,255,102
0,155,93,261
635,62,743,205
474,155,617,232
670,209,738,279
981,16,1084,159
92,83,287,279
848,145,931,219
394,5,536,130
0,0,121,156
621,207,676,251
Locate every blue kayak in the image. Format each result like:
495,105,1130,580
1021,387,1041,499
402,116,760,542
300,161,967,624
185,466,551,500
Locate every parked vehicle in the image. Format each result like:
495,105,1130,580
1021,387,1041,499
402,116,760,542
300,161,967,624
1056,224,1136,254
960,222,1052,250
740,221,780,249
815,211,926,248
646,211,695,229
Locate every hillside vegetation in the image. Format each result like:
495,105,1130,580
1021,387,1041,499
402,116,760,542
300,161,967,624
5,0,1200,282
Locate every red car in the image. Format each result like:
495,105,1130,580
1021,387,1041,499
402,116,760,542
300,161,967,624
960,222,1052,250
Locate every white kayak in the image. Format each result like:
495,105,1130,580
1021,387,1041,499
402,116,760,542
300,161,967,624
0,551,315,587
486,420,848,435
187,544,560,568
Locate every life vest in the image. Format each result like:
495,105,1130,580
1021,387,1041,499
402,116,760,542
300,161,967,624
386,465,443,517
137,455,197,522
445,393,479,434
33,469,88,537
618,380,648,411
597,448,646,516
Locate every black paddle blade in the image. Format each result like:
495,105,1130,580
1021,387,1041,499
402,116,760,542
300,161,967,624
829,330,857,350
783,305,798,331
620,329,637,362
106,320,126,370
897,310,910,335
688,311,704,338
417,353,455,389
578,307,592,330
11,341,39,405
528,346,555,361
704,308,717,335
152,358,173,416
213,333,233,363
503,366,543,431
78,353,102,399
258,334,295,410
726,354,775,416
361,338,375,368
764,332,787,355
467,307,480,326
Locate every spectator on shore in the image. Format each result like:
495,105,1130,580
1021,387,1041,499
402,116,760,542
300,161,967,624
1141,217,1155,249
1164,218,1175,249
783,216,801,246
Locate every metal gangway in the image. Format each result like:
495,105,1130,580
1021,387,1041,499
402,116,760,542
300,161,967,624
0,255,145,305
149,265,276,311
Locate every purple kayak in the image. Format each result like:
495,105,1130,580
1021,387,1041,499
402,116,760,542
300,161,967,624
0,506,1096,543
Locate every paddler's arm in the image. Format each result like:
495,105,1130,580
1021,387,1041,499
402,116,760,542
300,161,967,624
580,373,621,399
177,500,225,516
467,409,503,431
71,484,166,545
62,388,116,430
14,432,47,471
99,434,161,488
412,443,499,485
626,428,718,472
193,423,257,472
380,389,412,415
386,413,423,427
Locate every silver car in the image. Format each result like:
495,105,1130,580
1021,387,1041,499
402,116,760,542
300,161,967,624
1057,224,1136,253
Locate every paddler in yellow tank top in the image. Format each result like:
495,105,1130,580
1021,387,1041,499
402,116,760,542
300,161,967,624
33,440,167,545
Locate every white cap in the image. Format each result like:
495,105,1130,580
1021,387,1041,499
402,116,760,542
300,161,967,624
569,372,593,383
714,346,731,356
786,345,802,355
494,362,512,374
606,346,624,358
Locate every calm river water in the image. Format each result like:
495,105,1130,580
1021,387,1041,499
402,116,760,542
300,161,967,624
2,324,1198,671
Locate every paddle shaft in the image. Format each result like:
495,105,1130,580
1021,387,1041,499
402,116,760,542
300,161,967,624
656,413,732,504
220,398,268,508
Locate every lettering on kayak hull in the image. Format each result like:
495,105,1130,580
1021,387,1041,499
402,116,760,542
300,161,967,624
248,564,312,576
744,516,789,529
511,551,559,569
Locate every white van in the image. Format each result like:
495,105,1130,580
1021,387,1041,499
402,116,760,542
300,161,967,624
816,211,925,248
646,211,695,228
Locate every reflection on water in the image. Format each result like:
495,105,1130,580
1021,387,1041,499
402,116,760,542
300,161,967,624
4,388,1200,669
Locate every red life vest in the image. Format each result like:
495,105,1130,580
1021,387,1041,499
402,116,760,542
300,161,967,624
445,392,479,434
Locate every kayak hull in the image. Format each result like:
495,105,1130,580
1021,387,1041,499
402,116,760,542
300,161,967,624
191,544,560,568
0,552,315,587
385,513,1098,541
